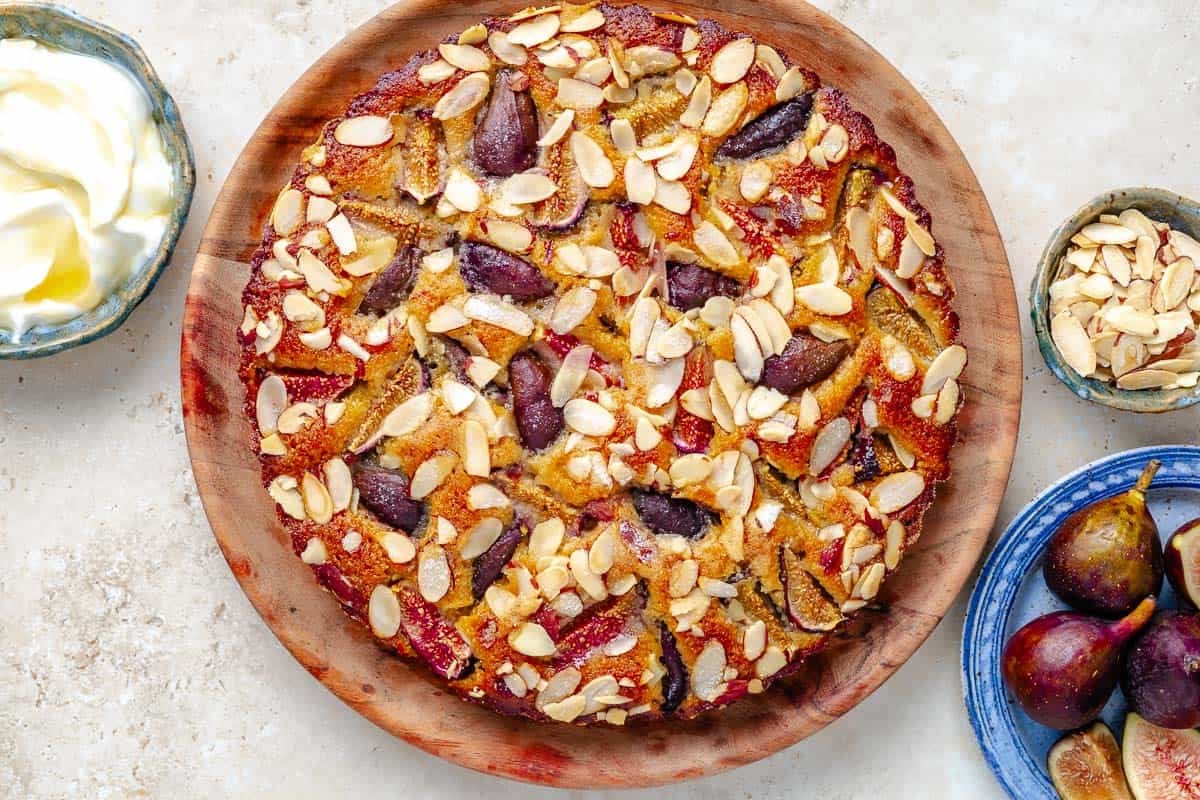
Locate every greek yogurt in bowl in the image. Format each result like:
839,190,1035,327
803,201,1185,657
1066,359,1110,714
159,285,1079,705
0,37,174,339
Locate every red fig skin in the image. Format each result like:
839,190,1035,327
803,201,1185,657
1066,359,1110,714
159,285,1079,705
1002,597,1156,730
1043,460,1164,618
1121,611,1200,730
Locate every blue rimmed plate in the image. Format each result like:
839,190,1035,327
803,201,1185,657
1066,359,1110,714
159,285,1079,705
962,445,1196,799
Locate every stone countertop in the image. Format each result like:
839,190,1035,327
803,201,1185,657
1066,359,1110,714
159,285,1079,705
1,1,1197,797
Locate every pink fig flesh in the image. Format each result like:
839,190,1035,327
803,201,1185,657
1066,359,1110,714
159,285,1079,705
1165,519,1200,609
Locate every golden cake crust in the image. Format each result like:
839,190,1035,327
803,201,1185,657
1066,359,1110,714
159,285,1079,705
239,2,965,724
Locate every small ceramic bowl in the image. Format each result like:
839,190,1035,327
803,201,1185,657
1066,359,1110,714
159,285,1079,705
0,4,195,360
1031,186,1200,412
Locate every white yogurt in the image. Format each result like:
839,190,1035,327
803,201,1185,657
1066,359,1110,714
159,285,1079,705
0,38,173,339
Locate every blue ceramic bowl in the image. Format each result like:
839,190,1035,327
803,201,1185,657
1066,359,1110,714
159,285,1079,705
1031,187,1200,412
962,445,1198,799
0,4,195,359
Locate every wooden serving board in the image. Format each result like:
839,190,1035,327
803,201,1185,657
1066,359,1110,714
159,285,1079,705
181,0,1021,788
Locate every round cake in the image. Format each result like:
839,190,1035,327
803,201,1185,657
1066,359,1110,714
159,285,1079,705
239,2,965,724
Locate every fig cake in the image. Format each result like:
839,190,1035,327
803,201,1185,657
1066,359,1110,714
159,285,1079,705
239,2,966,724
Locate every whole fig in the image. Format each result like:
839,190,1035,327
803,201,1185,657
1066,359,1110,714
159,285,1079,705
1121,610,1200,729
1043,459,1164,617
1002,597,1155,730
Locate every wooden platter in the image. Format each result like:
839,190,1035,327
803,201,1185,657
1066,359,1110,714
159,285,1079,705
181,0,1021,788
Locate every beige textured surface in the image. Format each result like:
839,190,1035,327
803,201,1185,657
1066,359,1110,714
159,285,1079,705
1,2,1197,797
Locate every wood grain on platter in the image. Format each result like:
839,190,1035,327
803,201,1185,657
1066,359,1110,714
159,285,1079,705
181,0,1021,788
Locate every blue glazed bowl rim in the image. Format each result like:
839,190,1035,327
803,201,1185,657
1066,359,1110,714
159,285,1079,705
1029,186,1200,412
0,3,196,359
960,444,1200,799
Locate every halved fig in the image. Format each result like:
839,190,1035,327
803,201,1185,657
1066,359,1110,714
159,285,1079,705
472,521,523,599
761,334,851,394
474,72,539,177
666,261,740,311
402,110,445,204
352,463,424,532
715,95,814,160
659,623,688,714
1165,518,1200,608
313,563,366,612
1122,713,1200,800
630,489,714,540
360,245,421,315
781,547,845,632
397,586,475,680
459,241,555,300
553,591,642,668
866,285,939,360
529,140,589,230
508,350,564,450
1048,722,1133,800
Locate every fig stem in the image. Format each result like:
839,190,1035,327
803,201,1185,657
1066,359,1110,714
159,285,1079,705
1113,596,1156,642
1133,459,1161,495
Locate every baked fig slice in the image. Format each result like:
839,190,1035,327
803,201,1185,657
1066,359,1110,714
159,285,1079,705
1122,713,1200,800
401,110,444,204
459,241,555,300
1048,721,1133,800
472,521,523,599
630,489,714,539
781,547,844,632
396,587,475,680
1165,518,1200,608
666,261,740,311
715,95,814,160
761,334,851,394
529,139,588,230
553,591,642,668
474,71,538,177
508,350,564,450
360,245,421,315
352,463,424,532
659,623,688,714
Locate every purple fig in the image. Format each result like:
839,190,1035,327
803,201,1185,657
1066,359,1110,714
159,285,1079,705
313,564,366,612
360,246,421,314
396,587,474,680
1165,519,1200,609
1047,722,1133,800
459,241,555,300
1122,713,1200,800
666,261,740,311
715,96,814,160
352,463,424,532
761,334,851,395
1121,611,1200,729
473,72,538,177
630,489,714,539
472,522,523,599
529,139,588,230
659,623,688,714
508,350,564,450
1002,597,1156,730
1043,460,1164,617
553,593,640,669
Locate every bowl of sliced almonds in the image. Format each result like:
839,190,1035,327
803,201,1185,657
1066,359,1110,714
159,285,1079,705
1032,187,1200,412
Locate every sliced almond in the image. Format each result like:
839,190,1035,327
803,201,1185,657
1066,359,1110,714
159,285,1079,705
710,38,755,84
551,345,593,407
271,188,304,236
334,116,394,147
410,454,458,500
537,109,574,147
508,12,560,47
438,43,490,72
1116,368,1178,390
1102,244,1132,287
555,77,605,109
564,398,617,437
809,417,851,475
870,470,926,513
1051,311,1096,377
570,131,615,188
463,295,534,335
653,178,691,214
500,172,558,205
433,72,491,120
796,283,852,316
730,312,764,382
921,344,968,394
368,586,401,638
488,30,529,65
701,82,748,137
1080,222,1137,245
656,135,699,181
680,75,712,129
739,161,772,203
